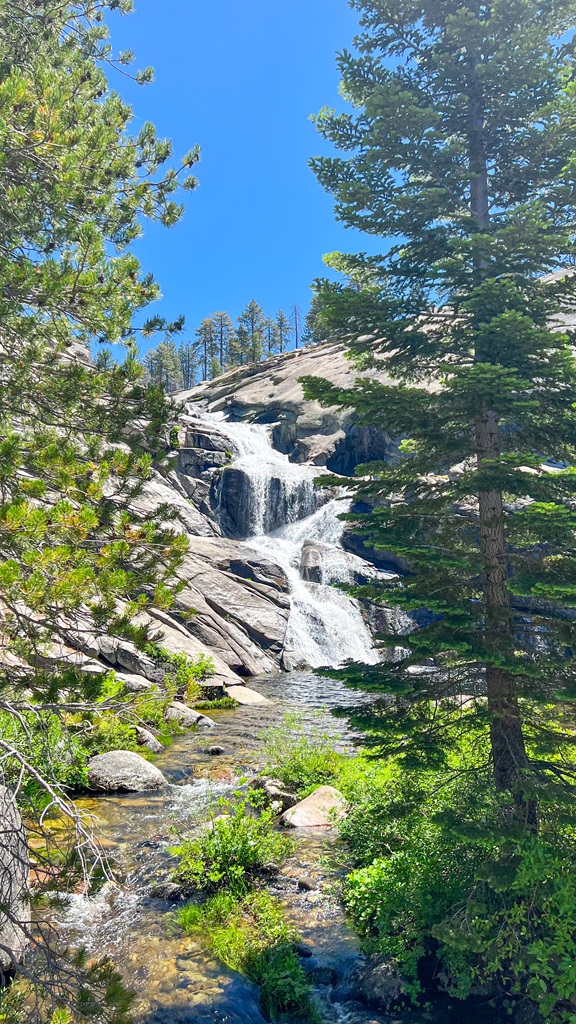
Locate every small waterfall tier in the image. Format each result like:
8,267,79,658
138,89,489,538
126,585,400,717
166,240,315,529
196,412,381,670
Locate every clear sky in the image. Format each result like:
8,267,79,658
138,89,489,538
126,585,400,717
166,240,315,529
108,0,376,354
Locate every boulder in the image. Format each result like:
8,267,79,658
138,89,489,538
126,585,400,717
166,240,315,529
331,954,406,1012
281,785,348,828
87,751,168,792
0,787,29,973
300,542,324,583
225,685,268,705
164,701,216,729
250,777,297,811
135,727,164,754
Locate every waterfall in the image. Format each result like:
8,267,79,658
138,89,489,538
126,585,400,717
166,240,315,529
200,412,380,670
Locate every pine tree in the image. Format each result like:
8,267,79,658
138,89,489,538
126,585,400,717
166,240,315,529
304,0,576,829
237,300,265,363
290,303,303,349
195,317,220,380
178,338,200,389
212,311,234,370
0,0,195,1013
264,317,280,357
144,339,184,392
276,309,291,353
302,295,328,346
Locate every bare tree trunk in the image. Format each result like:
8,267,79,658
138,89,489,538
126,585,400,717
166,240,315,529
468,76,535,824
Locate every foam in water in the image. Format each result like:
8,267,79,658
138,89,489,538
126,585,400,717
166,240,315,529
199,411,380,669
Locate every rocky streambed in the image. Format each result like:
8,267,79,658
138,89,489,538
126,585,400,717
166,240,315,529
56,674,417,1024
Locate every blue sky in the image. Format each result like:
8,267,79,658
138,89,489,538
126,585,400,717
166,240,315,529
109,0,376,354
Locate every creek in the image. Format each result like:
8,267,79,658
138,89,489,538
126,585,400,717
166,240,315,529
59,412,396,1022
64,674,387,1024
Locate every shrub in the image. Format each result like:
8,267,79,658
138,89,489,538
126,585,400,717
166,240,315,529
261,712,345,796
178,891,319,1022
192,696,238,710
172,796,297,894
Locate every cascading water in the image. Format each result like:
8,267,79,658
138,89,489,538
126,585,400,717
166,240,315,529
205,411,381,669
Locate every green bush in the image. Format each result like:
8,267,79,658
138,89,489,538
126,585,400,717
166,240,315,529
172,796,297,894
192,696,238,710
178,891,319,1022
261,712,345,796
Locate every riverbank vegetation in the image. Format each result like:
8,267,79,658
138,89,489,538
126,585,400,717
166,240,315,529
300,0,576,1018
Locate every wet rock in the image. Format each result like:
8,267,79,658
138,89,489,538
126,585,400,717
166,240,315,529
249,777,296,811
297,875,316,891
281,785,348,828
0,786,29,973
332,954,407,1012
293,941,314,959
300,541,324,583
164,701,216,729
87,750,168,792
149,881,187,901
225,685,268,705
206,745,225,756
136,727,164,754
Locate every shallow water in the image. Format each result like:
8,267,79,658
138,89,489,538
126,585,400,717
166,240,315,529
58,674,396,1024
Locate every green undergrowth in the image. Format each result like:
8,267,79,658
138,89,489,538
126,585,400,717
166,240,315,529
177,891,319,1022
171,793,297,893
192,696,238,710
258,710,576,1021
260,712,350,798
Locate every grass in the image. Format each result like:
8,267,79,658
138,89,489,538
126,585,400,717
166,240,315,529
171,794,297,894
177,891,319,1022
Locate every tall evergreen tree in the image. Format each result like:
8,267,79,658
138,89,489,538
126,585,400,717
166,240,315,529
290,303,303,349
178,338,201,389
263,317,280,357
212,311,234,370
304,0,576,830
195,317,220,380
237,300,265,363
276,309,291,353
144,339,184,392
0,0,195,1014
302,295,329,346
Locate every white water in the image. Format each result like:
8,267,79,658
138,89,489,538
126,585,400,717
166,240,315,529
203,412,380,669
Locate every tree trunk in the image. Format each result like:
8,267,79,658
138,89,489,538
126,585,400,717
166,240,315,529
468,75,534,823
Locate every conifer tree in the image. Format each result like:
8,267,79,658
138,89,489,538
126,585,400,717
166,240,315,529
237,300,265,363
178,338,200,389
264,317,280,357
276,309,291,353
195,317,220,380
0,0,196,1014
302,295,328,346
144,339,184,392
305,0,576,829
212,311,234,370
290,303,303,349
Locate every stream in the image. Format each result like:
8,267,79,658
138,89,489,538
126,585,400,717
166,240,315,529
60,413,405,1022
64,674,387,1024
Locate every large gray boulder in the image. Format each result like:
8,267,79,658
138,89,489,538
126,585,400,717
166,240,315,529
164,701,215,729
87,751,168,792
0,786,29,972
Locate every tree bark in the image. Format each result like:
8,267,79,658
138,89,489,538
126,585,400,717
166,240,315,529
468,74,534,822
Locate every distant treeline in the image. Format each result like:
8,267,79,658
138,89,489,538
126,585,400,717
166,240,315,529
141,298,326,393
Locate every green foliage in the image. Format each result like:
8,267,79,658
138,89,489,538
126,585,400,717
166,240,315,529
261,712,345,796
192,696,238,710
172,795,297,894
143,646,215,702
178,891,319,1022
